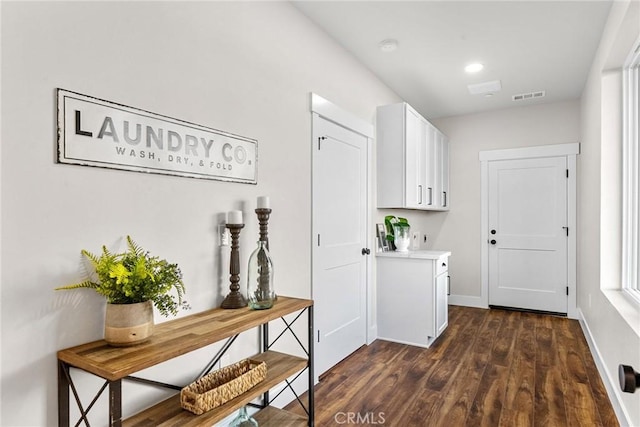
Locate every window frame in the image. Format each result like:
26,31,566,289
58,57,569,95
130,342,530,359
622,38,640,303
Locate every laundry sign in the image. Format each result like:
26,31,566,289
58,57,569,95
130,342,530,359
56,89,257,184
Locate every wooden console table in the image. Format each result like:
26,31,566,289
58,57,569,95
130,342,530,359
57,296,314,426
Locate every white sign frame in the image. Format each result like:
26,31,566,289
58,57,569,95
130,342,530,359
57,89,258,184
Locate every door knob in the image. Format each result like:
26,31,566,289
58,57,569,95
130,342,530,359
619,365,640,393
490,240,497,245
361,248,371,255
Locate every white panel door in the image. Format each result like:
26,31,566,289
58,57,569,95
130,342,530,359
488,156,568,313
313,114,368,376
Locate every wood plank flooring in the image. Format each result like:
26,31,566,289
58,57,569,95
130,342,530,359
285,305,619,426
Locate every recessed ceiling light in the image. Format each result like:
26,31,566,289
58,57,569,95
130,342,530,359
465,63,484,73
379,39,398,52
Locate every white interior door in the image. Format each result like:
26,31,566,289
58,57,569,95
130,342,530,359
488,156,568,313
312,114,368,377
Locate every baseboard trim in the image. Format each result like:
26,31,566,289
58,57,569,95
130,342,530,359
448,295,487,309
577,308,632,426
367,325,377,345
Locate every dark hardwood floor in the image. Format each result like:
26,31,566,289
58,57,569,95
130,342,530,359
286,305,619,426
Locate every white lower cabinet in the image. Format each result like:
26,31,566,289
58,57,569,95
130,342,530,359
377,250,450,348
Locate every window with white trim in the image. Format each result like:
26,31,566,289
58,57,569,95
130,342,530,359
622,38,640,302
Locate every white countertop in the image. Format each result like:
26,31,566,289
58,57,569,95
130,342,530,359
376,249,451,259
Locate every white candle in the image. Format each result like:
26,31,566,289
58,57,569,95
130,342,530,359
227,210,243,225
257,196,270,209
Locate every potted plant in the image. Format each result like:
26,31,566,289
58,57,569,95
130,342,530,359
385,215,411,252
56,236,188,346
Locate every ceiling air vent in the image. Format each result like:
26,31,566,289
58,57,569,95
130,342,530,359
468,80,502,95
512,91,545,101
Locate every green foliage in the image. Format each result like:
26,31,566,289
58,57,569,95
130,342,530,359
384,215,410,242
56,236,188,317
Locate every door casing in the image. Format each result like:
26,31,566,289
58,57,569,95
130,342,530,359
480,143,579,319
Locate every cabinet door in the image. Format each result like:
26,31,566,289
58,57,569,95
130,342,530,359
424,122,436,208
404,107,424,208
440,133,449,209
434,130,450,210
435,272,449,336
376,103,408,209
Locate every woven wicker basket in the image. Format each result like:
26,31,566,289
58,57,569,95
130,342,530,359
180,358,267,415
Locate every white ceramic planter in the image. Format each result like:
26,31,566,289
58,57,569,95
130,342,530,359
393,224,411,252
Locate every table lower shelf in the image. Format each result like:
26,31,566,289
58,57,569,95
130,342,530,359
123,350,308,427
253,406,308,426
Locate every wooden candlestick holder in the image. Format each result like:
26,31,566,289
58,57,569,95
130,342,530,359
255,208,277,301
255,208,272,250
221,223,248,309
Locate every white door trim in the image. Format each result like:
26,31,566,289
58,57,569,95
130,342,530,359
310,93,376,345
479,142,580,162
479,142,579,318
311,93,374,139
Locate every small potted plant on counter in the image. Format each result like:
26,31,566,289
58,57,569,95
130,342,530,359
56,236,189,346
385,215,411,252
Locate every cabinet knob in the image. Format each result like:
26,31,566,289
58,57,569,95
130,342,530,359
490,240,497,245
490,229,497,235
361,248,371,255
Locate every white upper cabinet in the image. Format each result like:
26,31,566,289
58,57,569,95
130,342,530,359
376,102,449,211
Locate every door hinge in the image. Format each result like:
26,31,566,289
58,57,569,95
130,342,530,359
566,286,569,296
566,169,569,178
318,136,326,150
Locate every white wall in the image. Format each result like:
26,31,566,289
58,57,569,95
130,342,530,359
0,2,400,425
578,1,640,425
428,101,580,300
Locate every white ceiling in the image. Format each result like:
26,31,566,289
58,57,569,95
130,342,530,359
292,0,613,119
